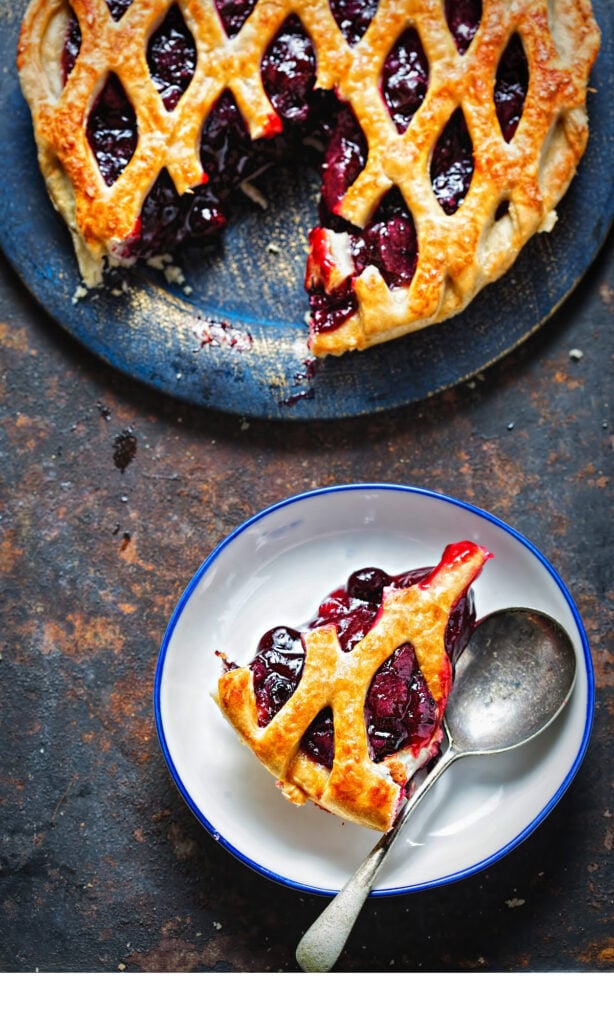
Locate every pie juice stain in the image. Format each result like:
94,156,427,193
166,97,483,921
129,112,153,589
112,429,137,472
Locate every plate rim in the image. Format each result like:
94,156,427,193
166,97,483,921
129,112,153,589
153,483,594,896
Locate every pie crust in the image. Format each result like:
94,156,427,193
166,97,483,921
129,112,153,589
17,1,600,356
215,540,491,832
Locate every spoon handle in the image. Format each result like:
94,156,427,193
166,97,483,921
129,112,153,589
295,745,458,972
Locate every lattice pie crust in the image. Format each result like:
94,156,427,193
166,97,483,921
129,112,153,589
216,541,490,832
18,1,600,356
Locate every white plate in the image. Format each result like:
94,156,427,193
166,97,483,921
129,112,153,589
154,484,593,896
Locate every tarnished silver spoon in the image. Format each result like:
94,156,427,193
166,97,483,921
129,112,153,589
296,607,577,973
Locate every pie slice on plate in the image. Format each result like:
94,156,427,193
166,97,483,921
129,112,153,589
216,540,491,831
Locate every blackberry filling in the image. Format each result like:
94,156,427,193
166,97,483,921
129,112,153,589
61,1,528,332
61,12,80,81
308,278,359,336
431,108,474,216
445,0,482,55
495,34,529,143
147,4,197,112
86,73,137,188
249,564,476,772
261,15,317,125
319,103,368,226
106,0,133,19
214,0,258,39
329,0,379,46
351,188,418,289
381,27,429,134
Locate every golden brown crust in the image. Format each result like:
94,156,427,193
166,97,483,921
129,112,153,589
216,541,491,832
308,0,601,354
18,1,600,348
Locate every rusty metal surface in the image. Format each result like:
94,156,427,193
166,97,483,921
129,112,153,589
0,235,612,973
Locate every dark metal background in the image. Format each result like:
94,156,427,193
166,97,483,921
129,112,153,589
0,0,612,977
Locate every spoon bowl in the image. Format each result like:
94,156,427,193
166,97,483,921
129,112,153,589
444,607,577,755
296,607,577,972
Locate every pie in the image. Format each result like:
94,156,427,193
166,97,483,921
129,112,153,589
215,540,491,831
17,1,600,356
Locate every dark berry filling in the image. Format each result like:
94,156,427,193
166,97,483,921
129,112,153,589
135,170,226,260
366,644,438,761
329,0,378,46
319,103,368,226
87,73,138,187
495,34,529,143
301,707,335,769
199,91,265,198
308,278,359,335
62,14,81,81
430,107,474,216
106,0,133,20
445,0,482,55
147,5,197,112
61,2,527,326
248,565,476,771
351,188,418,288
214,0,258,39
381,27,429,134
252,626,306,724
261,15,317,125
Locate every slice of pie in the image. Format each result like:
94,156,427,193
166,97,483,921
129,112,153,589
17,1,600,356
215,540,491,831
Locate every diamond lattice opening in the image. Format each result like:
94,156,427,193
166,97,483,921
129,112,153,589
62,8,81,84
365,644,436,761
87,73,138,186
382,27,429,134
495,199,510,221
431,107,474,215
329,0,379,46
301,707,335,769
495,33,529,142
147,4,197,111
215,0,258,38
106,0,133,21
261,15,317,126
445,0,482,54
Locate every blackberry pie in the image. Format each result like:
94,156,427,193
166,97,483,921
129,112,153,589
18,1,600,355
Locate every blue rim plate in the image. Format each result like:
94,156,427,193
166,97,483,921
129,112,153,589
0,0,612,420
154,484,593,896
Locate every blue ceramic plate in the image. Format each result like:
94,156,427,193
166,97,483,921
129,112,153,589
1,1,612,420
154,485,593,896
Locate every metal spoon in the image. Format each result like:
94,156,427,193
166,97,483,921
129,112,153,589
296,607,577,973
